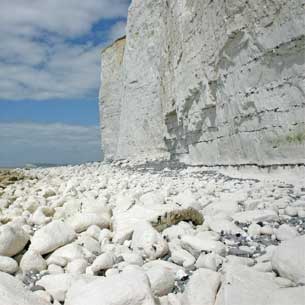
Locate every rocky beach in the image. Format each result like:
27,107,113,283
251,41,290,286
0,160,304,305
1,0,305,304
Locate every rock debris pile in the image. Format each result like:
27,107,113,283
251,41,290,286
0,161,304,305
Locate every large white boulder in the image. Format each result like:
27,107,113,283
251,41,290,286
181,235,226,257
146,265,175,297
215,264,305,305
47,243,85,263
65,268,156,305
0,271,51,305
275,224,299,241
36,273,95,303
182,269,221,305
20,250,47,272
66,212,110,233
0,224,29,257
131,221,168,260
30,220,76,255
271,235,305,284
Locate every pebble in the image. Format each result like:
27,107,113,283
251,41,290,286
285,207,298,217
0,256,18,274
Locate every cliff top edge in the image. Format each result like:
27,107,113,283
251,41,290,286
101,36,126,54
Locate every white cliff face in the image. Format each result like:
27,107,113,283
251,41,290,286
100,0,305,165
99,37,126,161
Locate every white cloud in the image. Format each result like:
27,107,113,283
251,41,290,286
0,0,129,101
108,21,126,41
0,123,101,167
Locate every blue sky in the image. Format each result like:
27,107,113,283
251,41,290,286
0,0,130,167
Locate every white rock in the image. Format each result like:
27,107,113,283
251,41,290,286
0,256,18,274
162,222,195,241
298,210,305,218
173,271,186,283
37,273,93,303
182,269,221,305
99,228,112,244
66,259,88,274
105,268,120,277
195,253,223,271
140,191,165,206
20,250,47,272
0,271,51,305
47,243,84,263
67,213,110,233
143,260,184,276
33,291,53,304
275,224,299,241
253,262,273,273
215,264,305,305
132,221,168,260
77,234,101,254
121,252,144,266
233,210,278,223
260,225,273,235
256,245,277,263
168,293,183,305
225,255,255,267
65,268,156,305
170,248,196,268
285,206,298,217
274,277,294,288
43,189,56,198
30,207,52,225
271,235,305,284
0,224,29,257
91,252,115,273
48,264,64,274
248,223,261,237
195,231,220,241
46,256,67,267
205,216,243,235
86,225,101,240
146,265,175,297
172,189,200,209
113,193,135,214
181,235,226,257
30,220,76,255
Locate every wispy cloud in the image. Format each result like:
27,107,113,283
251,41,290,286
0,123,101,167
0,0,129,101
108,21,127,41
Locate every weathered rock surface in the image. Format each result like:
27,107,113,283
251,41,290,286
0,271,51,305
271,235,305,284
215,265,305,305
0,256,18,274
100,0,305,166
30,220,76,255
0,224,29,257
65,268,156,305
182,269,221,305
131,221,169,260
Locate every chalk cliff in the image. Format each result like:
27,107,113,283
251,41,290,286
100,0,305,165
